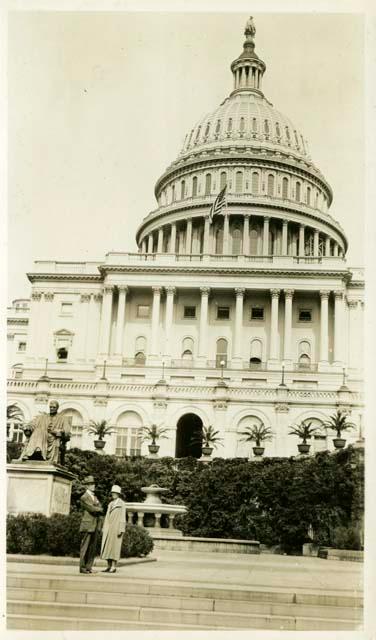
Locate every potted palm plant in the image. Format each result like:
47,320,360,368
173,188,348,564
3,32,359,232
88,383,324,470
190,424,223,457
85,419,115,451
140,424,170,455
239,423,273,458
324,410,355,449
288,421,317,454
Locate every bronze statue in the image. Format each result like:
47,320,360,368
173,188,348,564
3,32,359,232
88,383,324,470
21,400,71,465
245,16,256,38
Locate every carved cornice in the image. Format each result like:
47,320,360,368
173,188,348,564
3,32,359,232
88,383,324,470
165,286,176,295
270,288,281,298
31,291,42,301
284,289,294,298
28,274,102,283
319,290,330,299
200,286,211,296
275,403,290,413
235,287,245,297
44,292,54,301
93,293,103,302
80,293,91,303
7,318,29,325
333,290,344,300
152,285,162,294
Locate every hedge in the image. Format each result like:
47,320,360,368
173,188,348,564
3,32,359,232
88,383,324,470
7,514,153,558
61,446,364,554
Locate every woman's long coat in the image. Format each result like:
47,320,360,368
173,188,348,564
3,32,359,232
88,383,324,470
101,498,127,561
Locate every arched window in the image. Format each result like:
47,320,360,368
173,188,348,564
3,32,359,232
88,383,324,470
172,184,175,202
135,336,146,364
264,119,269,135
192,176,198,197
252,117,258,133
295,181,301,202
306,418,328,453
187,129,194,147
239,117,245,133
61,409,83,450
282,177,288,198
285,126,291,141
204,122,211,138
235,171,243,193
267,174,274,197
276,122,281,138
194,126,201,143
215,227,224,254
306,186,311,205
216,338,228,367
116,411,143,457
251,172,259,194
298,340,311,369
180,180,185,200
57,347,68,361
220,171,227,189
250,339,263,369
182,337,194,360
236,415,265,457
227,118,233,133
294,130,300,147
215,119,221,134
7,405,25,443
232,227,242,255
205,173,212,196
250,229,258,254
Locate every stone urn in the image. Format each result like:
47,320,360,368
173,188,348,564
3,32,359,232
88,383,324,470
333,437,346,449
148,444,159,455
298,443,310,454
252,446,265,458
202,446,213,457
94,439,106,451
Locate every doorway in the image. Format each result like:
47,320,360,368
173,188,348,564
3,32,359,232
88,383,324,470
175,413,203,458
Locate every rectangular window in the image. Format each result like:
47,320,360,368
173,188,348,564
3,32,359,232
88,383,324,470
217,306,230,320
18,342,26,351
184,306,196,319
299,309,312,322
61,302,73,315
137,304,150,318
251,307,264,320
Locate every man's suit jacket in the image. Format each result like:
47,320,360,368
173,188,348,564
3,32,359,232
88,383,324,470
79,490,103,533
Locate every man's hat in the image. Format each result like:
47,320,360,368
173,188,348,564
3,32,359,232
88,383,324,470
111,485,122,494
82,475,95,485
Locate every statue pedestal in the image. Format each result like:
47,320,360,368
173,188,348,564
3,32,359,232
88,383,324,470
7,461,75,517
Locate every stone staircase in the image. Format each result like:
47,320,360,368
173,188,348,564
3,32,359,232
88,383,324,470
7,571,363,631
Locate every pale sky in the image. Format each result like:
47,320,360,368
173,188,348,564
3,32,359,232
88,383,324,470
8,11,364,302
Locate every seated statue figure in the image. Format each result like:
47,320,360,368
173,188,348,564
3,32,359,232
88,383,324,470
21,400,71,465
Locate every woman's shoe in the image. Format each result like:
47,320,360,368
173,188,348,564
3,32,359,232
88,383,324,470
101,567,111,572
108,568,117,573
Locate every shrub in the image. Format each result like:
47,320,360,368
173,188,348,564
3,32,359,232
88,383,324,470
46,512,82,556
7,513,49,555
7,442,23,463
121,524,154,558
331,524,362,550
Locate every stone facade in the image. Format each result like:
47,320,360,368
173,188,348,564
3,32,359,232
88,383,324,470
7,18,364,459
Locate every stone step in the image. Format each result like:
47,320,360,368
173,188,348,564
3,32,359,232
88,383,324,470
7,586,362,621
7,600,361,631
7,614,226,631
8,573,363,609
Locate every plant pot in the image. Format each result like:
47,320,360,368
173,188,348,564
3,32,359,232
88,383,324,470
94,439,106,450
202,446,213,457
298,443,310,454
148,444,159,455
333,437,346,449
252,446,265,457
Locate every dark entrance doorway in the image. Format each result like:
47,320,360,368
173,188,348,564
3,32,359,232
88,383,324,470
175,413,203,458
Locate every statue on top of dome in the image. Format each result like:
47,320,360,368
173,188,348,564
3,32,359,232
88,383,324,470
245,16,256,38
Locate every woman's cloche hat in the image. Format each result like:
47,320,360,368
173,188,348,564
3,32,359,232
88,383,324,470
111,485,122,494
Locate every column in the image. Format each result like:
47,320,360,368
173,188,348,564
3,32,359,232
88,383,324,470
333,243,339,257
142,239,147,254
157,228,164,253
233,288,245,361
186,218,192,254
150,286,162,358
164,286,176,359
42,292,54,360
170,223,177,254
282,220,288,256
242,215,250,255
115,286,128,355
198,287,210,359
99,286,114,355
333,290,344,365
147,234,153,254
319,290,330,363
269,289,280,360
283,289,294,362
263,217,270,255
313,230,319,257
299,224,305,257
325,236,331,257
223,215,230,254
203,216,210,254
80,293,91,360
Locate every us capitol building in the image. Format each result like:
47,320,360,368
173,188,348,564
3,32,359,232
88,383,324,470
7,18,364,458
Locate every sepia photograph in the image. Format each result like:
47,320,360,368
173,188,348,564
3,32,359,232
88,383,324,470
4,3,371,635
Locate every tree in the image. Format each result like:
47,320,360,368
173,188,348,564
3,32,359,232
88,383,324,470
239,423,273,447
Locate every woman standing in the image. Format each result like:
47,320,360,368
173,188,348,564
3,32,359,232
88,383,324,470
101,484,126,573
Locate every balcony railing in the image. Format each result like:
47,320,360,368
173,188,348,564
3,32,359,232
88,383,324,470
121,358,316,373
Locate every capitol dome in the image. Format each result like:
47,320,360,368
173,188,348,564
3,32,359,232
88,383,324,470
136,17,346,258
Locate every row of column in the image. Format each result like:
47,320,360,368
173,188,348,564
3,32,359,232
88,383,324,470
140,216,343,258
99,285,346,364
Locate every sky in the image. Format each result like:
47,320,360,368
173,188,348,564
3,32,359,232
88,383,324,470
7,11,364,302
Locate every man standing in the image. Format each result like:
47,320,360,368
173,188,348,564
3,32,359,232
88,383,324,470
79,475,103,574
21,400,71,464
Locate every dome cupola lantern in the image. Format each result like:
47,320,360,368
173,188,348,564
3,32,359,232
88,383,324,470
230,16,266,96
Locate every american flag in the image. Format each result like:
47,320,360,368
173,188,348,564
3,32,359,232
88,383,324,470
208,185,227,224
